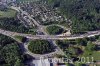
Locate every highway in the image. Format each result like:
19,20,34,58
6,6,100,59
0,29,100,40
10,6,65,58
0,28,100,59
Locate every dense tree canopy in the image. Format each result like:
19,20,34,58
46,25,64,35
0,34,24,66
43,0,100,34
0,18,30,33
86,41,96,51
28,40,54,54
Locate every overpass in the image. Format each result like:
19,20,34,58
0,29,100,40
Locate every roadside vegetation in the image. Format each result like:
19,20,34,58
56,35,100,65
14,36,27,42
0,34,24,66
46,25,64,35
28,40,54,54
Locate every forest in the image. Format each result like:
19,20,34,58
0,34,24,66
0,18,30,33
42,0,100,34
28,40,54,54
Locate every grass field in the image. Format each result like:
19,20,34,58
0,9,17,18
82,51,100,61
92,51,100,61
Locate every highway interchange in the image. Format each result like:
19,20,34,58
0,28,100,40
0,6,99,59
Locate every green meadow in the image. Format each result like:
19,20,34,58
0,9,17,18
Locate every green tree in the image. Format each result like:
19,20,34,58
85,41,96,55
28,40,54,54
46,25,64,35
14,59,24,66
75,38,87,46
